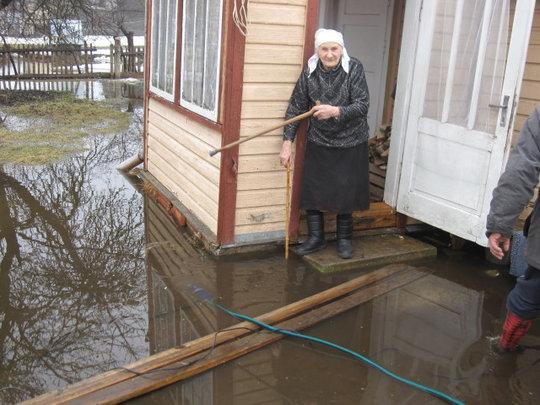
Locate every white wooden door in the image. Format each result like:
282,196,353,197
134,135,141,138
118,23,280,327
394,0,535,245
336,0,393,135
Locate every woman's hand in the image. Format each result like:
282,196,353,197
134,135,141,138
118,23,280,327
313,104,340,120
280,140,292,167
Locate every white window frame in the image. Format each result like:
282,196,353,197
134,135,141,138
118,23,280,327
149,0,178,102
179,0,224,122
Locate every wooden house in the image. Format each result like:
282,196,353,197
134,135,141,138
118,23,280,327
142,0,538,251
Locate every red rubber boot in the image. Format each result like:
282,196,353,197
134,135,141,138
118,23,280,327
498,311,534,352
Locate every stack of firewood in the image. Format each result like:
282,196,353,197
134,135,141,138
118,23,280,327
369,124,391,170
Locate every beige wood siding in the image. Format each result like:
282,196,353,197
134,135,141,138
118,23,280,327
147,98,221,236
513,6,540,144
235,0,308,241
511,6,540,216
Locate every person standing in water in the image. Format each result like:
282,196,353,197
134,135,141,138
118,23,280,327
486,106,540,352
280,28,370,259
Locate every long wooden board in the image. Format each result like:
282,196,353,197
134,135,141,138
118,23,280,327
68,268,430,404
24,264,417,405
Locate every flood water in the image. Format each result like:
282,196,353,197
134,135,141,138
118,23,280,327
1,81,539,405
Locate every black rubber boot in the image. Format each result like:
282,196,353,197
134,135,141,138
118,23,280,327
294,210,326,256
337,213,353,259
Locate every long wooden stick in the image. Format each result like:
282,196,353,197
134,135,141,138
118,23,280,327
24,264,412,405
209,107,316,157
61,268,430,404
285,163,291,259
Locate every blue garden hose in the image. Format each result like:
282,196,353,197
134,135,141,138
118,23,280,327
188,284,465,405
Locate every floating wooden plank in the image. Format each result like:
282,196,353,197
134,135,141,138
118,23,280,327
24,264,413,405
53,267,430,404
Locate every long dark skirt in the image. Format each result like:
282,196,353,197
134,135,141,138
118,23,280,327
300,141,370,214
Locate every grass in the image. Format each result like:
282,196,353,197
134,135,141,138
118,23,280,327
0,91,130,165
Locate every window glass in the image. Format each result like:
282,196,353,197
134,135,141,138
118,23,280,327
181,0,223,121
150,0,177,100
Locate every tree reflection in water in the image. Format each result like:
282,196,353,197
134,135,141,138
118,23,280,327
0,130,146,403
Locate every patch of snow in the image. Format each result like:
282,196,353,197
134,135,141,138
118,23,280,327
3,35,145,48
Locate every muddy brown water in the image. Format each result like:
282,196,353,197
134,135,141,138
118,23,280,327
1,81,539,405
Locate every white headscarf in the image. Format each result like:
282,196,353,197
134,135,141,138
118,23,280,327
307,28,351,76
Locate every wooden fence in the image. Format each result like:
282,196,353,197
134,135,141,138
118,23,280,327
111,43,144,77
0,79,80,92
0,41,144,80
0,42,107,79
0,78,143,100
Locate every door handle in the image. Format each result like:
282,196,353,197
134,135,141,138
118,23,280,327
489,95,509,127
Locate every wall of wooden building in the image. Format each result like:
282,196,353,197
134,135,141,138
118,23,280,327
511,4,540,215
513,4,540,144
146,98,222,236
235,0,308,242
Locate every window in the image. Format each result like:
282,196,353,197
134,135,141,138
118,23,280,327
180,0,224,121
150,0,178,101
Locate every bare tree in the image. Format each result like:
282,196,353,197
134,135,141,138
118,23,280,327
0,1,143,44
0,132,147,403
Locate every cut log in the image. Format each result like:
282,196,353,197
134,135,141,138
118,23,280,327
369,124,392,170
24,264,413,405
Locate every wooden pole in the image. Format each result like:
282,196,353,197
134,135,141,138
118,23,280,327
109,44,113,76
1,37,18,75
31,267,429,405
90,45,94,74
23,264,414,405
114,38,122,78
73,45,79,74
209,106,316,157
285,163,291,259
16,47,21,77
83,41,89,74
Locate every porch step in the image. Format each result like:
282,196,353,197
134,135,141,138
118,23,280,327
303,234,437,273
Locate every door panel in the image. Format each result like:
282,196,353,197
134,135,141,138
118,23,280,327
336,0,392,134
396,0,534,244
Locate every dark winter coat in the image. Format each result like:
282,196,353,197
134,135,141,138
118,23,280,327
282,57,370,148
486,106,540,269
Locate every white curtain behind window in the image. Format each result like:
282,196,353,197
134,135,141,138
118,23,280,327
423,0,509,134
151,0,177,98
181,0,223,119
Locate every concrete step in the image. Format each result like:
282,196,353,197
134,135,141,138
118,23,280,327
302,234,437,273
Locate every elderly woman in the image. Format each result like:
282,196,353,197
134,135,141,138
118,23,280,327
280,28,370,259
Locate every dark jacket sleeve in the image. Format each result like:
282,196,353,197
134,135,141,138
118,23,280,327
486,107,540,237
338,61,369,123
283,68,311,142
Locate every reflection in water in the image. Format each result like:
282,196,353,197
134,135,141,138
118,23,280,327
136,207,540,405
0,78,143,101
1,80,539,404
144,195,295,404
0,97,146,403
363,275,485,402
